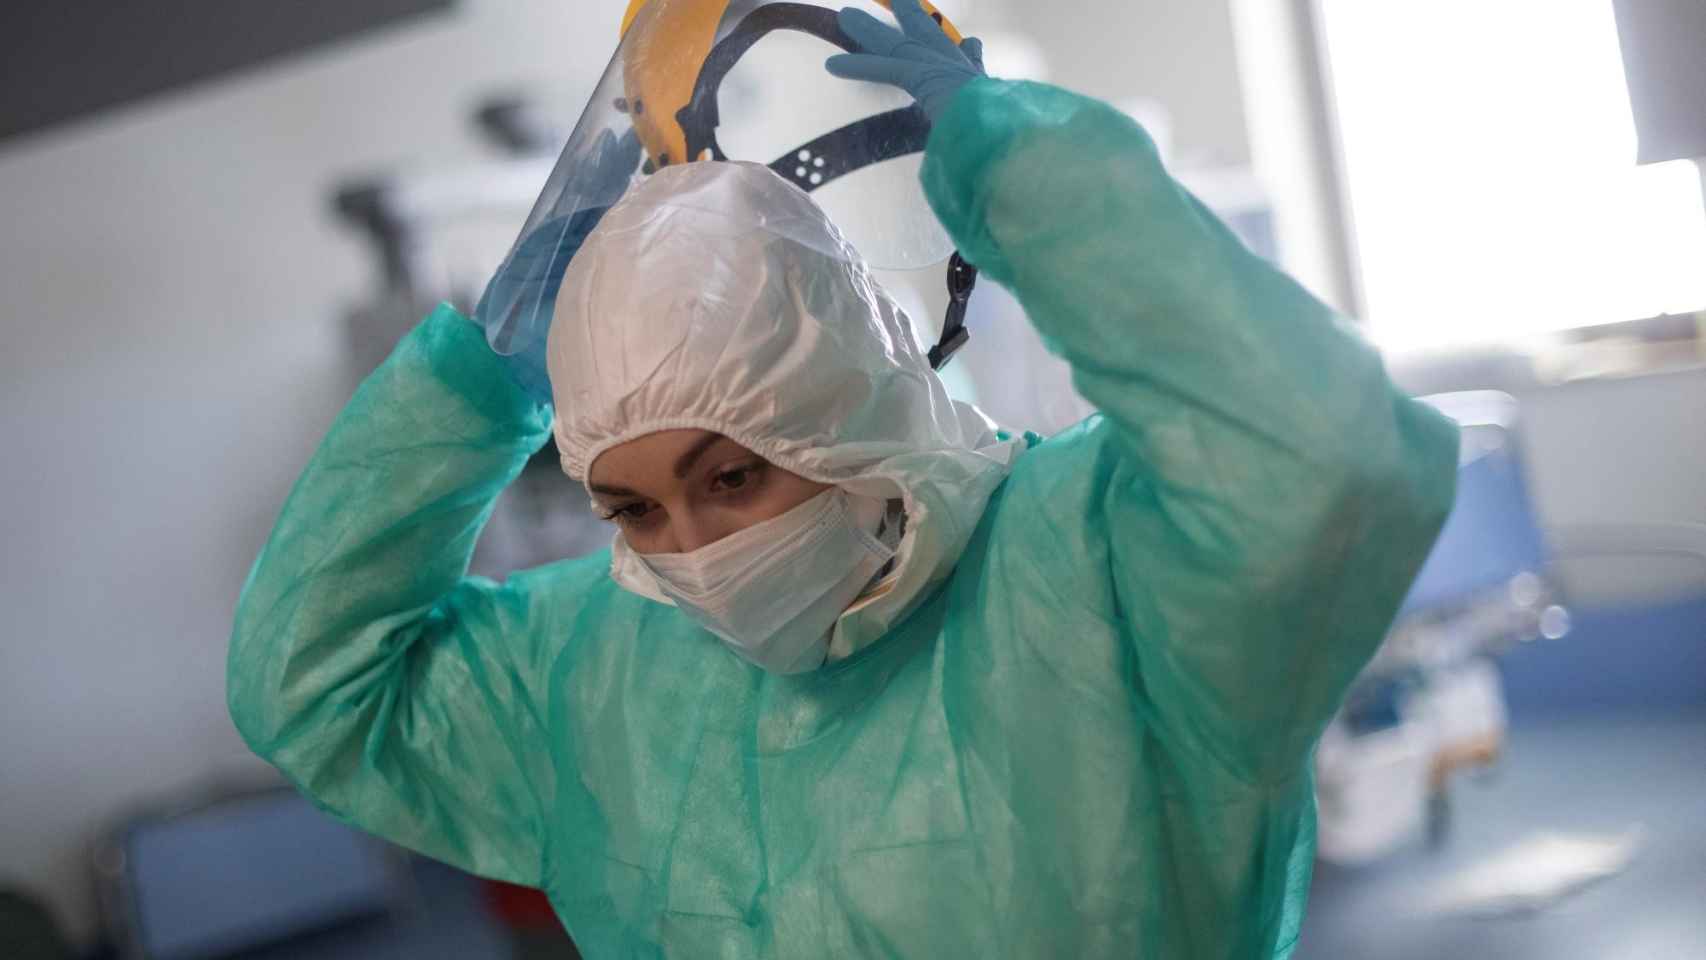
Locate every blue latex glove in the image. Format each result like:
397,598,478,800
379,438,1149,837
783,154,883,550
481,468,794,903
825,0,986,122
474,128,640,405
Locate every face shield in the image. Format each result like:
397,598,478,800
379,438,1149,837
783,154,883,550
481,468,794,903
476,0,977,373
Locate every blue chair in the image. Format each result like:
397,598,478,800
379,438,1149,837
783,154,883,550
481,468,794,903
93,783,515,959
95,785,400,959
1352,391,1567,693
1321,392,1564,856
1398,392,1552,623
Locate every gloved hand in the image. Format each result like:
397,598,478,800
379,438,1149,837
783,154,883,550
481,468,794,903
474,128,640,405
825,0,986,123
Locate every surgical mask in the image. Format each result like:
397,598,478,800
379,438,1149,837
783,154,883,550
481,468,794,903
637,488,895,674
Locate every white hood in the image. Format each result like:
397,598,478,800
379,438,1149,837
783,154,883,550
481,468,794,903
546,161,1023,659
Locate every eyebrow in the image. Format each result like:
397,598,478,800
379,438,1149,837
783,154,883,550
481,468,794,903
588,483,639,498
672,433,727,479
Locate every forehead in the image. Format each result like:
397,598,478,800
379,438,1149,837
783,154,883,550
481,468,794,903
588,429,741,487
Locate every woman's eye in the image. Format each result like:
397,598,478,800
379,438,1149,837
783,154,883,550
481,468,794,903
602,502,656,525
712,464,763,492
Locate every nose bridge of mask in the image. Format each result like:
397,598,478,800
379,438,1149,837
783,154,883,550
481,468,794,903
641,487,895,648
648,487,897,673
642,488,846,598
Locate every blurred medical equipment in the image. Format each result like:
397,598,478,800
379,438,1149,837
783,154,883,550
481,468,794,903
1314,388,1706,867
91,781,516,959
1314,391,1562,864
1299,704,1705,957
334,96,611,578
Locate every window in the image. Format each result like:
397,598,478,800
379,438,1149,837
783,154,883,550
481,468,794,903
1317,0,1706,352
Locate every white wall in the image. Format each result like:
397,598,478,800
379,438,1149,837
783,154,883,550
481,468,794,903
0,0,617,943
1000,0,1252,168
1226,0,1359,313
1516,370,1706,604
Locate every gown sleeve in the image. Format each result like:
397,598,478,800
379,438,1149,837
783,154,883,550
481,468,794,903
921,78,1459,784
228,304,575,885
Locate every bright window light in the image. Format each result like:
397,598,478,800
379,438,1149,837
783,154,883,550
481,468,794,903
1318,0,1706,352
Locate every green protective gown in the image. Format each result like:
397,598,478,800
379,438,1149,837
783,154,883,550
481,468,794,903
229,78,1457,958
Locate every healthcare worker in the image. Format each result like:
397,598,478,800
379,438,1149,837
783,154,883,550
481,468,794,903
228,2,1458,956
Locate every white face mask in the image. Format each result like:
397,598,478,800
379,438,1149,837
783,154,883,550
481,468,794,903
634,488,895,674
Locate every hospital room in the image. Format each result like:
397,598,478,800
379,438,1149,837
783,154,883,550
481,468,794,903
2,1,1702,957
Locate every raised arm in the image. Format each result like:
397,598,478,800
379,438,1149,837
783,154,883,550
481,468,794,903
228,305,574,884
921,78,1458,780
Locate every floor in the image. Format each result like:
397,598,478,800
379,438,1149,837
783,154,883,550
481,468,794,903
1293,707,1706,959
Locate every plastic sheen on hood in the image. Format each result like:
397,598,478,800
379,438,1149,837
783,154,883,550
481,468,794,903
546,160,1023,661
